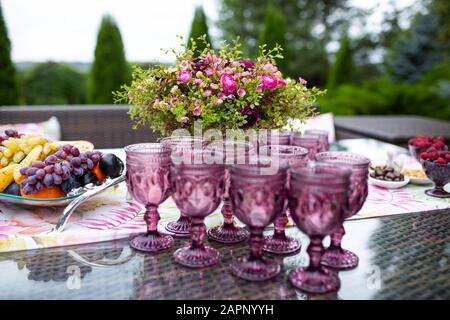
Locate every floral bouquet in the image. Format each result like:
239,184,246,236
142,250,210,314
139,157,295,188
115,36,324,136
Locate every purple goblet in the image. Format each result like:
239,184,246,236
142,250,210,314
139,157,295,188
316,152,370,269
207,140,253,244
422,160,450,198
304,129,329,152
291,134,321,160
229,157,288,281
171,149,225,268
288,163,351,294
259,145,309,255
161,136,208,238
262,130,292,146
125,143,174,253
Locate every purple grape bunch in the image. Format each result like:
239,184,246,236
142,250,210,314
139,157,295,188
20,144,102,195
0,129,20,143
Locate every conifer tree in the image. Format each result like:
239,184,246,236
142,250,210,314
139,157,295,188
87,15,130,104
0,2,19,105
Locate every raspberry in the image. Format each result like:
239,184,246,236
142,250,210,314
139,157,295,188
436,157,446,165
420,152,429,160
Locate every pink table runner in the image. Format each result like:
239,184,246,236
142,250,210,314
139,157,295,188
0,141,448,253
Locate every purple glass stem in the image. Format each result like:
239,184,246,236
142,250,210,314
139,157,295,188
307,236,325,271
273,213,289,240
144,204,160,236
329,225,345,249
221,197,234,225
190,217,207,250
249,227,265,260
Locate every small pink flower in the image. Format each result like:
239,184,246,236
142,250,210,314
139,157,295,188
256,84,264,92
169,97,179,104
181,116,189,124
153,98,160,107
237,88,246,97
242,77,249,84
217,92,225,100
194,78,203,85
299,77,308,85
210,83,218,90
224,67,234,74
277,79,286,86
170,85,178,94
192,105,202,116
220,73,237,95
203,90,212,97
177,70,192,83
205,68,214,76
261,74,278,90
217,99,223,105
264,63,278,73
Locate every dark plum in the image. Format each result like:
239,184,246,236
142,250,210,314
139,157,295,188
99,153,124,178
60,175,82,194
4,182,20,196
80,171,100,187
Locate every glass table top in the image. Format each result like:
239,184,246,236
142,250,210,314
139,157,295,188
0,208,448,300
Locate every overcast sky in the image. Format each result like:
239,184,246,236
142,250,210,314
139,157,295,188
2,0,415,63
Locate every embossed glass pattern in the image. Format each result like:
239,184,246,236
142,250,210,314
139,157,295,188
288,163,351,294
125,143,173,253
229,157,288,281
171,149,225,268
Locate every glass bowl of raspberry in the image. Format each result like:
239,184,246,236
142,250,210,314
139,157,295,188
408,135,447,162
420,149,450,198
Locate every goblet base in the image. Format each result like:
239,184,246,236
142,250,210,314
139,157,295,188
165,216,191,238
425,188,450,198
321,247,359,270
230,256,280,281
263,234,301,255
174,246,220,269
289,266,340,294
130,233,174,253
207,223,249,244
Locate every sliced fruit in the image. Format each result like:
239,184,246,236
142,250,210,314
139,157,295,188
13,145,44,184
0,164,19,193
20,185,66,198
92,162,106,182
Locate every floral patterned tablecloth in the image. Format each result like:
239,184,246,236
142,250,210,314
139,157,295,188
0,141,448,253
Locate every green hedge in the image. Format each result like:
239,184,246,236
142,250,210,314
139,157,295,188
319,61,450,120
20,62,87,105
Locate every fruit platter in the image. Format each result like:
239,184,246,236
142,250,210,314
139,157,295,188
0,129,124,207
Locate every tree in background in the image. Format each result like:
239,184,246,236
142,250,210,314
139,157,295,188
88,15,130,104
187,6,212,56
433,0,450,42
388,13,444,83
258,2,289,74
327,35,354,90
0,2,19,105
21,62,86,105
218,0,355,86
